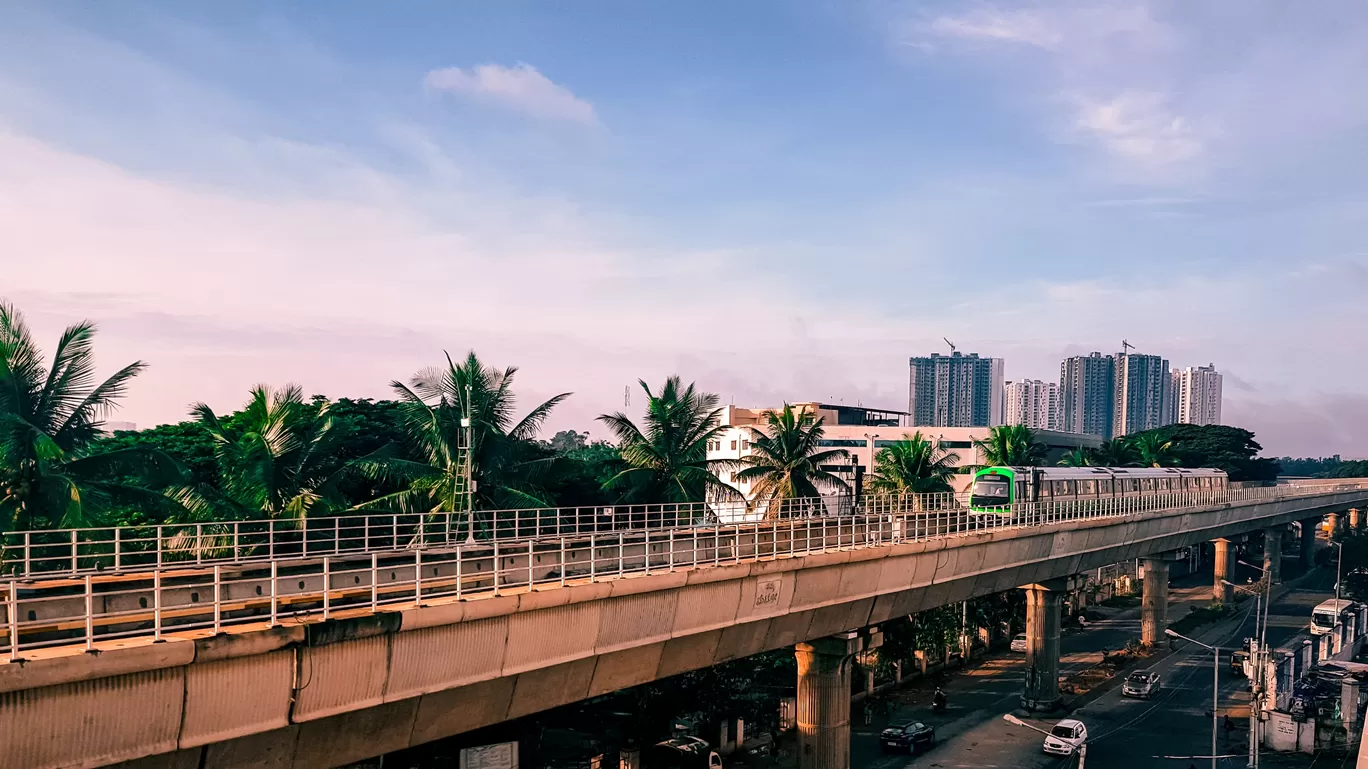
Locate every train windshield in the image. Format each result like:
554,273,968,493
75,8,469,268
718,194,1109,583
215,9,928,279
972,476,1010,499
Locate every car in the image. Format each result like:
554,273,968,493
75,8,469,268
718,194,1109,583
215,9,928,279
1122,670,1162,698
879,722,935,753
1042,719,1088,756
1011,633,1028,652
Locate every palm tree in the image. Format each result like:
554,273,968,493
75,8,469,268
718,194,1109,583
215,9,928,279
1092,438,1140,467
0,301,181,531
735,404,850,518
867,432,960,494
175,385,351,521
598,376,738,505
1132,432,1177,468
1058,447,1092,467
973,425,1046,467
360,351,570,516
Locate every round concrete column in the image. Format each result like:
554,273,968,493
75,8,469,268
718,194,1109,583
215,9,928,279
1213,538,1231,603
1351,508,1362,531
795,638,859,769
1327,513,1340,539
1264,527,1282,585
1300,520,1318,571
1021,584,1063,711
1141,558,1170,646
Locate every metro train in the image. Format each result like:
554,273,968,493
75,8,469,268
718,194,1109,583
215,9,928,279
968,465,1229,514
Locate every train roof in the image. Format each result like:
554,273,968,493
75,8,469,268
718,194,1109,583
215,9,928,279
977,466,1228,479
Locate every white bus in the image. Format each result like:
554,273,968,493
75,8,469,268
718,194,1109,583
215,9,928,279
1311,598,1357,635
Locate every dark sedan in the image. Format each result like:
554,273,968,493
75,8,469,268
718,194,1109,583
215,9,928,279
880,721,935,753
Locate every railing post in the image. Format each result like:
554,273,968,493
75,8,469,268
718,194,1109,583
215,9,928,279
416,550,424,603
196,523,204,566
23,532,31,577
268,520,275,560
322,556,331,619
213,563,222,634
153,570,163,642
84,575,94,652
6,579,18,661
370,553,379,610
234,521,241,561
114,528,122,572
71,529,78,573
270,560,278,627
588,536,594,582
493,541,501,593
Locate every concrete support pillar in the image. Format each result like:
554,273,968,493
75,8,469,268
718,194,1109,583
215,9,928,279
1141,558,1170,646
1351,508,1362,531
1021,582,1064,711
1301,519,1318,571
1213,538,1232,603
1327,513,1340,539
795,631,880,769
1264,527,1282,585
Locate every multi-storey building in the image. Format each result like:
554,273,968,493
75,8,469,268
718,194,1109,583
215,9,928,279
907,352,1004,427
704,401,1101,520
1174,364,1223,425
1004,379,1060,431
1059,352,1115,439
1113,352,1172,437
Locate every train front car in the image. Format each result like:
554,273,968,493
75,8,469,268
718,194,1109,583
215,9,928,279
969,466,1017,514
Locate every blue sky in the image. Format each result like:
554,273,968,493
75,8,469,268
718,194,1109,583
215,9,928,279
2,1,1367,456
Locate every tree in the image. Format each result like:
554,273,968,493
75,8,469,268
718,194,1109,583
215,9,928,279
734,404,850,517
973,425,1046,467
362,351,571,514
1133,424,1279,481
0,301,182,531
1058,447,1092,467
1091,438,1140,468
544,429,589,453
177,385,354,521
597,377,738,505
1132,432,1177,468
867,432,960,494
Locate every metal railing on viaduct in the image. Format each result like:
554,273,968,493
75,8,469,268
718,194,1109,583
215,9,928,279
4,480,1367,661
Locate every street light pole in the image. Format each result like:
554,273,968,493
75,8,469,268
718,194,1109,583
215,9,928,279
1001,714,1087,768
1333,541,1343,604
1166,629,1219,769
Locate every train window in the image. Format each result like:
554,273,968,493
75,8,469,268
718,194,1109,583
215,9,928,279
1141,478,1156,491
1080,479,1097,495
1053,480,1074,496
1099,479,1113,494
1038,482,1051,498
1159,478,1171,491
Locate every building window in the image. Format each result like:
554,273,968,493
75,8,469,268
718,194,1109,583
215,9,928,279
730,440,737,450
741,440,750,450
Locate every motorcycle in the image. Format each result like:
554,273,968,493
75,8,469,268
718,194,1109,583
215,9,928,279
932,689,948,713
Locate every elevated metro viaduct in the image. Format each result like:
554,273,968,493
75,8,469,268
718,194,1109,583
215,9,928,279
2,487,1366,769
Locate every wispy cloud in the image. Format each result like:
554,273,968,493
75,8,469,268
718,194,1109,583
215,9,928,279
927,9,1062,49
424,63,598,125
1069,90,1202,165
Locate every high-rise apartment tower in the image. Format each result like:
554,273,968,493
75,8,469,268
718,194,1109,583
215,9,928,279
908,352,1005,427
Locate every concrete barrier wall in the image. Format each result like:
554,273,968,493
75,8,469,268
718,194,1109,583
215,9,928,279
3,490,1366,769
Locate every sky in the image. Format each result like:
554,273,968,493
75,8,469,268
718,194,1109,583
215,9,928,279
2,1,1367,458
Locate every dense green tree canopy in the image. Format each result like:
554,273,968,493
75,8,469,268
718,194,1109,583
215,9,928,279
1129,424,1279,481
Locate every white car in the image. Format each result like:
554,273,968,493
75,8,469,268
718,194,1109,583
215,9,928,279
1011,633,1028,652
1042,719,1088,756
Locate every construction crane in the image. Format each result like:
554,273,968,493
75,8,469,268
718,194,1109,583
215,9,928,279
1121,339,1135,354
943,337,957,354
